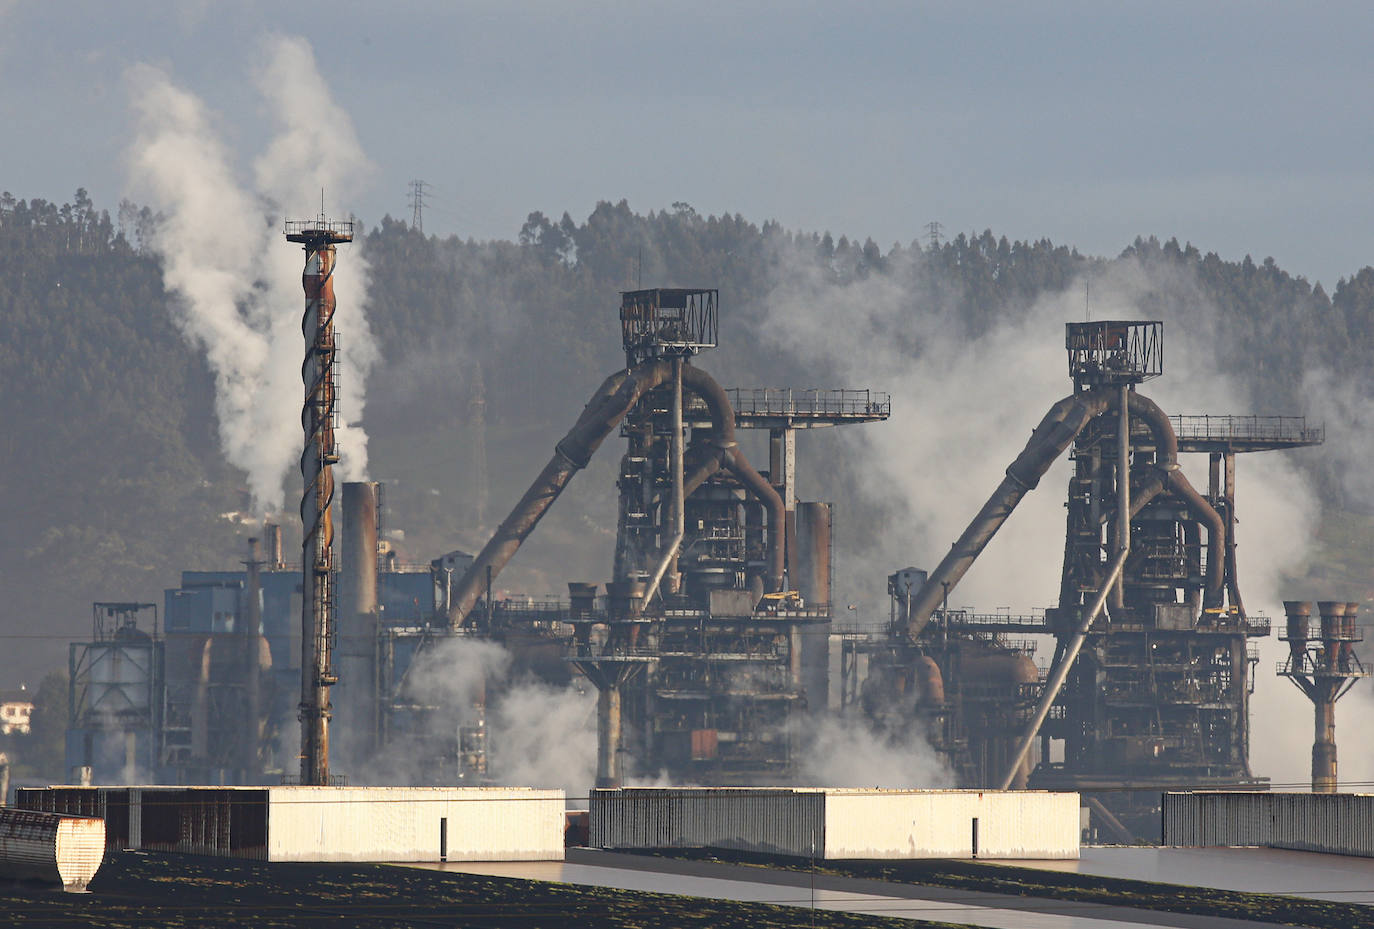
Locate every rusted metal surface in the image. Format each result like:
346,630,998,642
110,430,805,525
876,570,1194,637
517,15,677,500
1065,320,1162,388
620,288,718,364
447,360,670,629
1164,791,1374,858
0,807,104,891
1278,599,1369,792
338,482,381,762
285,218,353,786
903,389,1112,639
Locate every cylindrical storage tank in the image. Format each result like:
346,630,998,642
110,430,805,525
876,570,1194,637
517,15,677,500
1283,600,1311,661
0,809,105,891
793,502,832,606
914,656,945,705
1318,601,1345,670
568,582,598,620
960,652,1039,788
340,482,380,622
337,482,381,763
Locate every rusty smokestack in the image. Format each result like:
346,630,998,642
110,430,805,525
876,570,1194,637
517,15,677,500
794,502,832,606
265,523,284,568
596,687,622,788
1284,600,1311,663
1318,601,1345,671
794,501,833,711
286,216,354,786
1282,598,1365,793
242,536,264,781
338,481,381,764
568,582,598,620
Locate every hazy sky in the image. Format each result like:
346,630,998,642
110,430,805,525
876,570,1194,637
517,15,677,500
4,2,1372,287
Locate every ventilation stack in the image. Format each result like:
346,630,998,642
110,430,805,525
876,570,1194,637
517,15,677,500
1279,599,1369,793
285,215,354,786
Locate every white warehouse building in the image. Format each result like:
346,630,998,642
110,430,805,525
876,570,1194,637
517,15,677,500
591,787,1081,860
18,785,566,862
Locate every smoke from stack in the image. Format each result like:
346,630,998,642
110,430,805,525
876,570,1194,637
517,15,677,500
124,34,376,512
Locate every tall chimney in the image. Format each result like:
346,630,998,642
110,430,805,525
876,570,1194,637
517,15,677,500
337,481,381,763
265,523,284,568
1279,597,1367,794
286,215,354,786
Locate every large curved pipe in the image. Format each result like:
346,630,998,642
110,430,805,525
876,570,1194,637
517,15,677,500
1167,470,1226,609
448,359,785,626
724,447,787,591
672,366,785,593
1125,393,1226,607
447,359,674,628
903,389,1112,639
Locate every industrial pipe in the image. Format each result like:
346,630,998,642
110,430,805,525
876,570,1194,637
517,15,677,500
1122,393,1225,609
677,367,785,590
725,447,787,592
1115,386,1131,606
998,546,1129,791
903,390,1112,639
446,360,674,628
642,359,685,605
450,359,785,626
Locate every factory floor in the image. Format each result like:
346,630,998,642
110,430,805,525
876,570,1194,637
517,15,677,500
406,848,1328,929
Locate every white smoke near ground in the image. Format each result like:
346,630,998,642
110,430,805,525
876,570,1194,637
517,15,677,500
358,636,597,796
489,678,597,793
1298,369,1374,788
760,244,1324,788
125,35,375,510
797,716,952,788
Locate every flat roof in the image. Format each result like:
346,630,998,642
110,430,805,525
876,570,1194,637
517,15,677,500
984,845,1374,904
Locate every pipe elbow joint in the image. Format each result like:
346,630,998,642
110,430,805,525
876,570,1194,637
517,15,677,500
554,440,591,470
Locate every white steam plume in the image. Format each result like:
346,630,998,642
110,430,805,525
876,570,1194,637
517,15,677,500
1298,368,1374,788
360,636,597,794
796,717,952,788
125,35,375,511
761,245,1323,788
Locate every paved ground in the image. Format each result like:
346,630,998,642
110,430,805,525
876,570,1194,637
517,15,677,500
984,846,1374,905
407,848,1306,929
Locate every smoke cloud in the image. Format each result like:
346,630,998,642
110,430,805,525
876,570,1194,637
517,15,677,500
358,636,597,795
125,35,375,511
796,716,952,788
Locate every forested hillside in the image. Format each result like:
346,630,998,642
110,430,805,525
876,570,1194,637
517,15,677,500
3,191,1372,691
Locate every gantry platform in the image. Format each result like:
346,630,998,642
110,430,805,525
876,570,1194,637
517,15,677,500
1170,415,1324,453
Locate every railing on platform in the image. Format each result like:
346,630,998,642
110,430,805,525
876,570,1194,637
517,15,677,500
727,388,890,419
1168,414,1323,445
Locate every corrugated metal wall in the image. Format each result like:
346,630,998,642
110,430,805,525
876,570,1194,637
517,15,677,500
0,808,105,891
825,790,1079,859
591,788,826,857
590,788,1079,859
18,786,564,863
266,787,565,862
1164,791,1374,858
